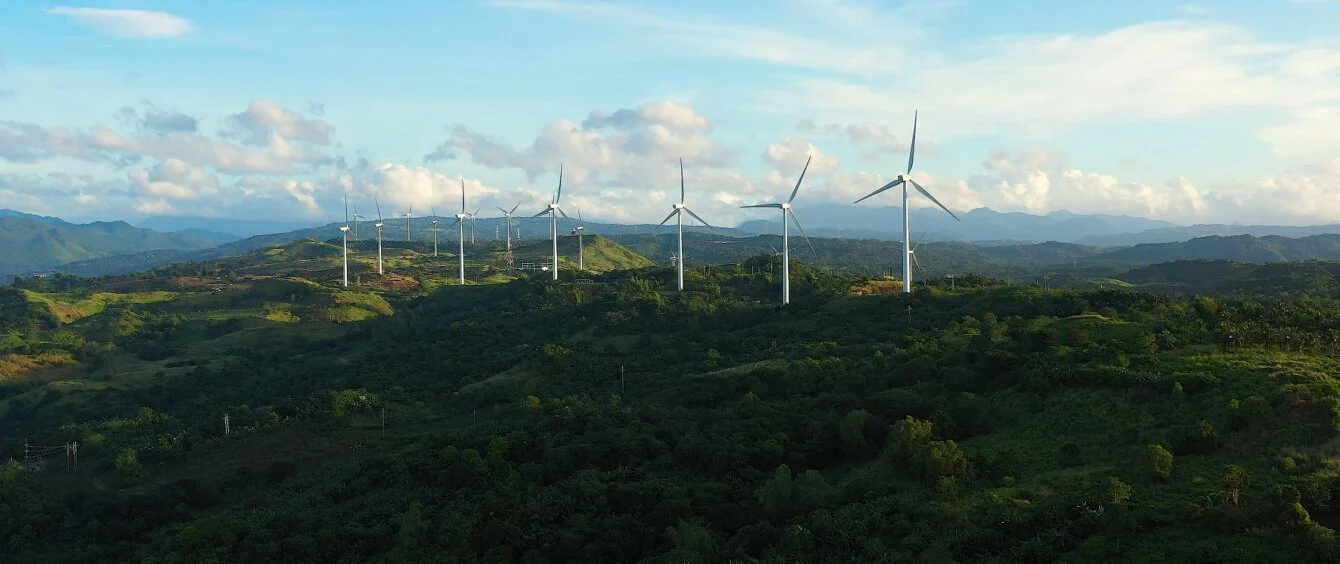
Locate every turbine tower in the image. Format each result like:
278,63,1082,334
470,206,481,243
498,203,520,270
402,206,413,242
853,111,959,293
741,155,814,305
340,194,351,287
430,205,440,257
352,204,364,242
657,158,713,291
374,196,385,275
571,208,586,271
452,179,473,285
531,164,568,281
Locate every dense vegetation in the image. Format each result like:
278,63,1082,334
4,242,1340,562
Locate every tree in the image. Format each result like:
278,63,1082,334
1223,465,1249,505
840,409,872,455
1145,444,1173,482
115,449,146,486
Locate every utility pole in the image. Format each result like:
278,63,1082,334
381,408,386,437
620,365,625,394
223,413,230,435
495,225,499,241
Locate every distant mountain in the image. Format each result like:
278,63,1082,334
736,206,1179,243
1091,234,1340,264
0,208,69,225
1121,260,1340,296
136,215,317,239
170,228,242,245
1078,223,1340,246
0,217,218,280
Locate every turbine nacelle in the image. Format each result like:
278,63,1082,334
455,213,467,220
339,226,350,232
374,222,385,228
673,203,685,210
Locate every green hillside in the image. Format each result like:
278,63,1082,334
0,217,217,279
0,251,1339,561
510,234,654,272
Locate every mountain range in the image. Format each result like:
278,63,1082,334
8,207,1340,282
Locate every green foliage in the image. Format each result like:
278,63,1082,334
1145,444,1174,482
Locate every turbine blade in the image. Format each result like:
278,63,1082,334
787,208,815,255
679,158,685,204
853,179,903,204
343,194,349,224
740,203,783,209
555,163,563,203
658,209,679,226
532,209,549,218
451,218,461,227
910,179,960,221
907,110,918,175
375,196,382,220
472,207,480,216
577,207,583,223
788,155,812,203
497,206,508,215
684,207,713,228
557,207,569,220
510,203,520,214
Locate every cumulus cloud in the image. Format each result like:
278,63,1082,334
128,158,219,200
0,100,333,174
763,136,840,176
117,101,199,133
228,99,334,146
46,7,192,38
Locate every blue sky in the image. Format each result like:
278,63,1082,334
1,0,1339,227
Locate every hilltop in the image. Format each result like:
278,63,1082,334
0,217,217,280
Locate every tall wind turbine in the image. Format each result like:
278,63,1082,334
741,155,814,305
658,158,713,291
853,111,959,293
570,208,586,271
498,204,520,251
402,206,413,242
430,204,440,257
531,164,568,281
374,196,385,275
452,179,473,284
340,194,351,287
352,204,364,242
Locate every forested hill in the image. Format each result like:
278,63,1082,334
0,217,218,279
1093,234,1340,264
3,260,1340,561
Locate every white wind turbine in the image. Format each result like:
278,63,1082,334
430,204,440,257
452,179,473,285
658,158,713,291
402,206,413,242
570,208,587,271
352,204,364,242
374,196,385,275
340,194,351,287
853,111,959,293
531,164,568,281
741,155,814,305
498,203,520,251
470,206,481,244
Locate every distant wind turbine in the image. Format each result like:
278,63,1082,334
340,194,351,287
658,158,713,291
742,155,814,305
402,206,413,242
853,111,959,293
452,179,473,284
374,196,385,275
570,208,586,271
498,203,520,251
532,164,568,281
430,204,440,257
352,204,364,242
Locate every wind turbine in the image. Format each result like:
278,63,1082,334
402,206,413,242
741,155,814,305
340,195,351,287
570,208,586,271
470,206,481,244
352,204,364,242
452,179,473,284
853,111,959,293
658,158,714,292
430,204,440,257
498,204,520,251
374,197,385,275
531,164,568,281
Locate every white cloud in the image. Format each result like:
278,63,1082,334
46,7,192,38
763,136,840,177
134,199,173,214
128,158,219,200
1258,106,1340,158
